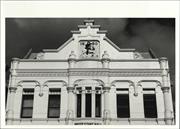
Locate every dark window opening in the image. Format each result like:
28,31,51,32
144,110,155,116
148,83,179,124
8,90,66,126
143,94,157,118
116,88,129,91
95,94,101,117
77,94,81,117
21,95,34,118
85,94,91,117
117,94,130,118
48,95,60,118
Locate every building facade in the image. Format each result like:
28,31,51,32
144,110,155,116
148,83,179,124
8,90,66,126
6,20,174,125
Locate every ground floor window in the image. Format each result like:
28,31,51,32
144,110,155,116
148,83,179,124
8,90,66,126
21,89,34,118
48,88,61,118
143,94,157,118
76,86,102,118
95,94,101,117
77,94,81,117
117,94,130,118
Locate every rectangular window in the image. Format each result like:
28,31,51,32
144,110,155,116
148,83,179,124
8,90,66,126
85,94,91,117
48,89,61,118
143,94,157,118
77,94,81,117
95,94,101,117
117,94,130,118
21,89,34,118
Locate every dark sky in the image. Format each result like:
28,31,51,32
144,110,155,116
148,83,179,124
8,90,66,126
6,18,175,83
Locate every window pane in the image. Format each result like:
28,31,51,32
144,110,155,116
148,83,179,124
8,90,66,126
117,94,130,118
143,94,157,118
48,108,60,118
49,95,60,108
85,94,91,117
21,108,33,118
48,95,60,118
77,94,81,117
22,95,34,107
95,94,101,117
21,95,33,118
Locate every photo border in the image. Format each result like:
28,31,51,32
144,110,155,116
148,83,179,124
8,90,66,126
1,1,179,129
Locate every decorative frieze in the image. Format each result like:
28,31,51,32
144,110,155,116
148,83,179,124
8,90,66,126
16,69,162,77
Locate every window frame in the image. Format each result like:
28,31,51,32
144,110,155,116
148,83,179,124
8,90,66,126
47,88,61,118
143,88,157,118
116,88,130,118
21,89,34,118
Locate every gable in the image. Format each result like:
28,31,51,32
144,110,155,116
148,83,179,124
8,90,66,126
41,20,135,60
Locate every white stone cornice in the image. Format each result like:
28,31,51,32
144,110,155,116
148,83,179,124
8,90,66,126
16,69,162,77
17,58,159,62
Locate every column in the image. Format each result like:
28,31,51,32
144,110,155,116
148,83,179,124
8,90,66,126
6,58,19,125
66,86,75,125
159,57,173,125
92,87,95,118
66,51,77,125
103,86,110,125
81,87,85,118
102,51,111,124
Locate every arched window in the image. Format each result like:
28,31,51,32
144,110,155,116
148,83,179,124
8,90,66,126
75,80,103,118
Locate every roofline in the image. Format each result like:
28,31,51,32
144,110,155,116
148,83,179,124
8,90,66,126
17,59,159,62
103,37,136,52
43,37,74,52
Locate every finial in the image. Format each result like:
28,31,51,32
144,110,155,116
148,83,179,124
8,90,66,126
102,51,109,59
69,51,76,59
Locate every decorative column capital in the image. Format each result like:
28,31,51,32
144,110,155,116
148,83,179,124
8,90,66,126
159,57,168,62
12,58,20,62
102,51,110,62
159,57,168,69
67,87,74,93
68,51,76,60
9,86,17,93
161,86,170,93
103,86,110,93
68,51,77,68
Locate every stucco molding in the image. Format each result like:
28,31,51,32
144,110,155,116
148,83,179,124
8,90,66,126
16,69,162,77
17,58,159,62
111,80,137,96
137,80,162,87
17,80,40,87
73,79,105,87
39,80,67,96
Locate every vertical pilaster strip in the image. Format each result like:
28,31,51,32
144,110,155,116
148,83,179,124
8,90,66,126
159,57,174,125
66,86,75,125
81,87,85,118
92,87,95,118
103,86,110,125
6,58,19,125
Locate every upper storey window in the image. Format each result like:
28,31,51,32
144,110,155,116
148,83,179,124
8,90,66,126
79,40,99,59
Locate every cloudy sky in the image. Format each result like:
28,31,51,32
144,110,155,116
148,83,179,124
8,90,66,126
5,18,175,102
6,18,175,79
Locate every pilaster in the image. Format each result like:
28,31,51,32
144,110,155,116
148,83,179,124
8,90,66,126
159,57,173,125
6,58,19,124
